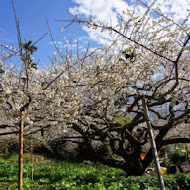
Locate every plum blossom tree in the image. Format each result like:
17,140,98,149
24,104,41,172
0,0,190,177
51,0,190,175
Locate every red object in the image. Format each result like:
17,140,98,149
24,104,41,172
140,154,146,160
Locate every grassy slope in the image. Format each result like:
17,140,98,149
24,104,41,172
0,154,190,190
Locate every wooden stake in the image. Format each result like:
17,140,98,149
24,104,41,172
31,141,34,181
142,96,165,190
18,111,24,190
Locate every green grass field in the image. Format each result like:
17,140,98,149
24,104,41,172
0,154,190,190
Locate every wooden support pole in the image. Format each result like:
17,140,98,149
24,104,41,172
31,141,34,181
142,96,165,190
18,111,24,190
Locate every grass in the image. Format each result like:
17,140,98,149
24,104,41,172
0,153,127,190
0,153,190,190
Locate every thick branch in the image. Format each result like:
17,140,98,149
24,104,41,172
161,138,190,146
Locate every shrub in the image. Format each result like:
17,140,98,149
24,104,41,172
168,149,186,164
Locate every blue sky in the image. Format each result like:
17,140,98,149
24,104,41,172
0,0,189,67
0,0,88,65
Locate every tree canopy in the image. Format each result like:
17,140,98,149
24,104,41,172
0,0,190,176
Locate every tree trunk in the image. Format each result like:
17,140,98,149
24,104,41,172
124,159,144,176
18,111,24,190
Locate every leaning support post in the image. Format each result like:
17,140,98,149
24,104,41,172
142,96,165,190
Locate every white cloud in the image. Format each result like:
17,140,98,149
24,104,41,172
0,27,6,33
49,41,64,48
151,0,190,25
0,27,11,43
70,0,132,45
70,0,190,45
70,0,129,26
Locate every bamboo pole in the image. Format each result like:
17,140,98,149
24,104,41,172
18,111,24,190
142,96,165,190
31,141,34,181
